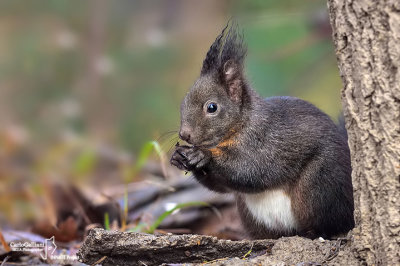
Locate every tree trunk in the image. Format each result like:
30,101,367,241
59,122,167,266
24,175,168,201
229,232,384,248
327,0,400,265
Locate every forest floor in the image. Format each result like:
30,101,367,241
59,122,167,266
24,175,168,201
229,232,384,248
0,150,359,265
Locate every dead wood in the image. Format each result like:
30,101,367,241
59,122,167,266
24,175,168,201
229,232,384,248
77,229,361,266
77,228,273,265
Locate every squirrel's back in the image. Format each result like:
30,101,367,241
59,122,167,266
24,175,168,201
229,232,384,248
236,96,354,239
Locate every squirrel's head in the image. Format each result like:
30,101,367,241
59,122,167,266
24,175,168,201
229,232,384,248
179,22,249,147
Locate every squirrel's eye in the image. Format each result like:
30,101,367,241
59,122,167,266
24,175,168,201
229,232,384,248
207,102,218,113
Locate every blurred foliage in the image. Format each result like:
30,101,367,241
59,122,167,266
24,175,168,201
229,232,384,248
0,0,343,228
0,0,341,151
128,140,166,182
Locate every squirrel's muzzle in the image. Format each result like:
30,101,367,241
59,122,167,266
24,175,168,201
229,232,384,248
179,125,192,144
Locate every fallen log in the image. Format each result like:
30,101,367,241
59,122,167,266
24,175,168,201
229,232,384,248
77,228,274,265
78,229,359,265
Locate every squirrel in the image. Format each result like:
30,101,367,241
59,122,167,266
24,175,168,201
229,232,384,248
170,22,354,239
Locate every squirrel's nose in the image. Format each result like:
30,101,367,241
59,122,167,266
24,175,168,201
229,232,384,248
179,126,192,143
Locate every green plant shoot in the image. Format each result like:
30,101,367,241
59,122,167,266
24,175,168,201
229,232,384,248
147,201,209,234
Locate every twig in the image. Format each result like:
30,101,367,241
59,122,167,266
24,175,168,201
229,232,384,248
91,255,107,266
0,256,10,266
323,238,347,262
242,243,254,259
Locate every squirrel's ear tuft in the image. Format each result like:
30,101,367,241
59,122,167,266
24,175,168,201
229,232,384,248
223,60,243,103
201,21,246,76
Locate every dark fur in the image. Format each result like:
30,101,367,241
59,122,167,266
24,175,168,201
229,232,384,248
171,23,354,239
201,21,246,76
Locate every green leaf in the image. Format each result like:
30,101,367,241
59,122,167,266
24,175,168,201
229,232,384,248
128,222,147,233
146,201,209,234
135,141,162,170
125,140,166,182
104,212,110,230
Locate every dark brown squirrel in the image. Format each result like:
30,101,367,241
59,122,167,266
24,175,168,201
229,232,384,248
170,22,354,239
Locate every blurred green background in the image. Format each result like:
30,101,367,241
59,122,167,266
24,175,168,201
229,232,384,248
0,0,343,227
0,0,342,150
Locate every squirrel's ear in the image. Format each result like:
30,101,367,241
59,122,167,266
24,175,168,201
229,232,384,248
223,60,243,103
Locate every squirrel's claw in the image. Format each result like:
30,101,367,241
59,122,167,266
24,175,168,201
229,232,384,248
170,158,186,171
170,145,210,171
170,150,189,171
176,149,188,160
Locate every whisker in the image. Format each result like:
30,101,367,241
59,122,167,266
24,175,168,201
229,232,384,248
156,130,179,142
155,132,179,152
166,136,180,154
160,133,179,146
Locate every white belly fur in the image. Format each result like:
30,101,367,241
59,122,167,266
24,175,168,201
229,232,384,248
243,189,297,232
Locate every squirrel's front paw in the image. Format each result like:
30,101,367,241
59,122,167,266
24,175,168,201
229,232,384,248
170,145,210,171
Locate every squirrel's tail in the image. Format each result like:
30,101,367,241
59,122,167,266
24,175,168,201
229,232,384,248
337,113,348,141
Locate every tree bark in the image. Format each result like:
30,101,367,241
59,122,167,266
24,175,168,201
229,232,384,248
327,0,400,265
